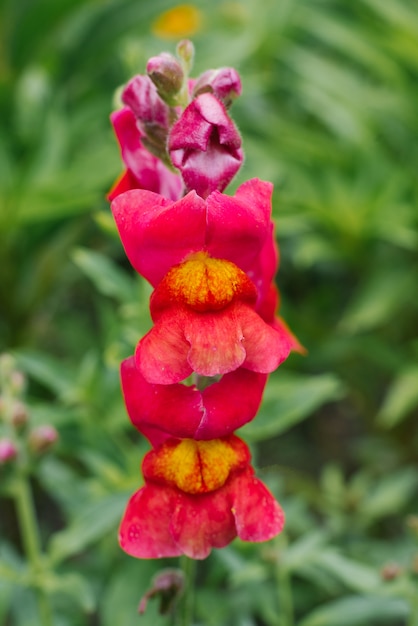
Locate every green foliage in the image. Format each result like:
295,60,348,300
1,0,417,624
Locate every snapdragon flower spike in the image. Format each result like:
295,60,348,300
121,356,268,445
119,435,285,559
168,92,243,198
110,178,276,303
136,251,292,384
108,107,182,201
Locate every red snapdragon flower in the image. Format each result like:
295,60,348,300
135,251,292,383
119,435,285,559
111,177,276,303
108,107,182,201
121,356,268,445
111,179,294,383
168,92,243,198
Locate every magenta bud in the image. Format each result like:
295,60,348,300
146,53,184,105
193,67,242,107
168,92,243,198
122,75,171,130
28,425,58,455
138,569,184,615
0,438,18,464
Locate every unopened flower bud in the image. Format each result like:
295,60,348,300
168,92,243,198
28,425,58,455
193,68,242,107
0,438,18,465
122,75,171,130
10,371,26,396
11,401,29,429
380,562,403,581
0,395,6,419
138,569,184,615
176,40,195,73
147,53,184,105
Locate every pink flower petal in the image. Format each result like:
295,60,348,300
121,356,268,444
206,179,275,292
109,107,182,201
119,484,182,558
169,93,243,198
273,316,307,355
239,303,292,372
136,302,291,384
184,307,246,376
135,308,192,384
121,355,204,441
107,169,138,202
111,189,207,286
170,489,236,559
195,368,268,439
231,468,285,542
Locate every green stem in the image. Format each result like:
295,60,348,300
13,472,53,626
275,535,294,626
408,582,418,626
180,555,196,626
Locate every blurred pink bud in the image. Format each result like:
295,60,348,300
11,401,29,429
138,569,184,615
0,438,18,464
193,67,242,106
168,92,243,198
28,425,58,455
10,371,26,396
147,53,184,104
122,75,171,131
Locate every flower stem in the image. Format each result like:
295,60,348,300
13,471,53,626
180,555,196,626
274,534,294,626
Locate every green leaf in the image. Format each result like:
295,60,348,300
101,558,168,626
313,551,380,593
46,572,96,613
362,467,418,522
377,365,418,427
240,373,345,442
339,265,417,333
14,350,74,397
298,595,409,626
72,247,135,302
48,491,130,563
281,531,328,573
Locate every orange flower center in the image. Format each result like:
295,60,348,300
143,436,250,494
154,252,257,312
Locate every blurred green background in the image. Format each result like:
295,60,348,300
1,0,417,625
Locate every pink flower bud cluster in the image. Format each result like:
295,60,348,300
0,354,59,469
109,41,244,201
109,42,303,560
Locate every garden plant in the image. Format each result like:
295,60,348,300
1,1,418,625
